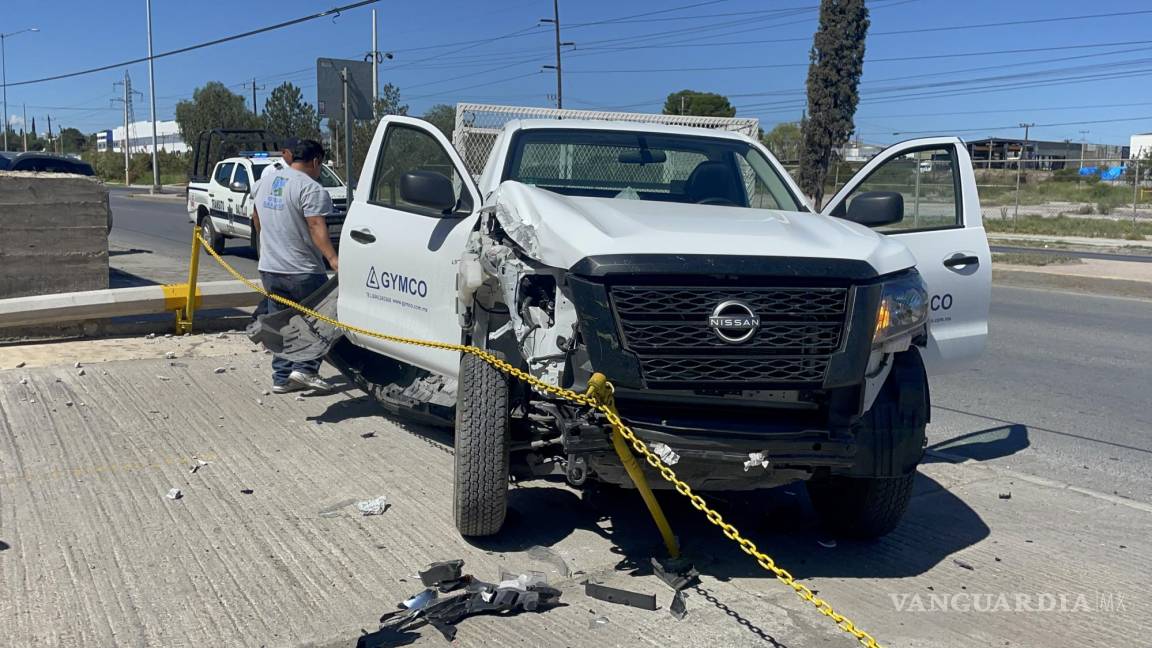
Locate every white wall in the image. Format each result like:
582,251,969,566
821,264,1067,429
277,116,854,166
1129,134,1152,159
96,120,188,154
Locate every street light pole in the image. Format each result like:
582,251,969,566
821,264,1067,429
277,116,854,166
1,27,40,152
146,0,161,193
1013,122,1035,219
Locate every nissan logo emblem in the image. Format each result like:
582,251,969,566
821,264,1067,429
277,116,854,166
708,300,760,344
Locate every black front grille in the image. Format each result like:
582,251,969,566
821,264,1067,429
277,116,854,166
609,285,849,388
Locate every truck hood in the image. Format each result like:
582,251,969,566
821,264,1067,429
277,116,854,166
490,181,915,274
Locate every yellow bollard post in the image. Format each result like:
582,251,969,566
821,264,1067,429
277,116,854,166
587,372,681,559
175,228,202,334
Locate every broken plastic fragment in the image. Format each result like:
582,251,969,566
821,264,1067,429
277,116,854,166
403,588,437,610
213,367,227,374
356,496,389,516
669,590,688,620
743,452,770,471
649,443,680,466
165,488,182,500
165,351,176,359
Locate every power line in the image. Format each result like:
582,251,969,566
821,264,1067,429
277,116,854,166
891,114,1152,136
1,0,381,89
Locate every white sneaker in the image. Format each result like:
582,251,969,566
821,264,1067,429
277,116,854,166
288,370,335,393
272,382,305,394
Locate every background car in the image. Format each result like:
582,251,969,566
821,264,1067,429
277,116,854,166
0,152,95,175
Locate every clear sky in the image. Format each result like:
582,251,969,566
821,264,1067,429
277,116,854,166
2,0,1150,146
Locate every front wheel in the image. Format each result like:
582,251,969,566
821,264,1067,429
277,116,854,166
200,215,224,252
453,352,511,537
806,473,915,539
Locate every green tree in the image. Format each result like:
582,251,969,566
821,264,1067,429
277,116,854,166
58,127,88,153
662,90,736,117
262,82,321,141
174,81,260,148
423,104,456,138
798,0,870,207
333,87,411,181
762,121,802,163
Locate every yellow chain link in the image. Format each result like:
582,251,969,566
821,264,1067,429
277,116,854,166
194,231,883,648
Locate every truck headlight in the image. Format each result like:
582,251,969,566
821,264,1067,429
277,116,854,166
874,272,928,344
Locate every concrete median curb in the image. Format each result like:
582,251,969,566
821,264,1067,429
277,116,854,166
993,266,1152,300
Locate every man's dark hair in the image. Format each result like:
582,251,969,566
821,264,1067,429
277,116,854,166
291,139,325,164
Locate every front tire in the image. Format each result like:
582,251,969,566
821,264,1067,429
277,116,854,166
453,352,511,537
200,214,224,252
807,350,928,539
806,473,915,539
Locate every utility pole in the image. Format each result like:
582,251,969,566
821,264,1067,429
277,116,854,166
22,104,27,151
1,27,40,152
364,10,392,117
146,0,161,193
540,0,573,109
46,114,52,153
248,78,266,116
1079,129,1090,168
680,95,686,115
113,71,142,186
1012,122,1034,219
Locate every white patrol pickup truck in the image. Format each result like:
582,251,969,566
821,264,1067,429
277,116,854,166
254,105,991,539
186,151,348,255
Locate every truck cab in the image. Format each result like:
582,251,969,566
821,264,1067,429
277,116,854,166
261,106,991,539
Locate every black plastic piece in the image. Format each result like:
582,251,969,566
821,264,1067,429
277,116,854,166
567,275,645,389
419,559,465,588
651,557,700,592
585,581,658,611
400,171,457,212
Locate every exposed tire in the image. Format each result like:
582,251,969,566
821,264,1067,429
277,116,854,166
806,472,915,539
199,213,224,252
453,352,511,537
807,350,928,539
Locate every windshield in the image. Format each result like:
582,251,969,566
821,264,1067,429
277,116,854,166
504,129,801,210
319,165,343,188
252,163,269,180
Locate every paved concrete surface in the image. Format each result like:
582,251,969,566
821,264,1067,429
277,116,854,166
1,286,1150,648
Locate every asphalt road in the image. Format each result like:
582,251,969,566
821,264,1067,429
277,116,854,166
108,187,258,286
108,191,1152,502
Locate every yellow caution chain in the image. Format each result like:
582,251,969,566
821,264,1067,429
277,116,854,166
191,230,883,648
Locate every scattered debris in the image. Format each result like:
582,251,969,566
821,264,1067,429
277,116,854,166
585,581,657,611
156,375,171,381
165,351,177,359
953,559,975,571
164,333,172,338
145,333,157,339
189,459,210,474
360,431,377,439
256,398,264,406
18,378,27,385
420,560,465,587
240,488,254,495
64,401,74,407
165,488,182,500
217,332,228,339
213,367,227,374
743,452,770,471
261,389,270,396
998,492,1012,500
817,539,837,549
77,369,85,376
995,557,1002,562
74,362,82,368
15,361,25,368
378,560,561,642
669,590,688,620
356,496,390,516
651,557,699,592
588,616,610,629
649,442,680,466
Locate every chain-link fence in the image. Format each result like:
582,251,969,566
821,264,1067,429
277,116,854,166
452,103,759,179
784,156,1152,226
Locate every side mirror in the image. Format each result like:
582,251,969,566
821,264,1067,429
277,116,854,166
230,181,250,194
400,170,457,213
839,191,904,227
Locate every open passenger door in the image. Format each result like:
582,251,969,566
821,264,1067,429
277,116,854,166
822,137,991,375
337,116,481,379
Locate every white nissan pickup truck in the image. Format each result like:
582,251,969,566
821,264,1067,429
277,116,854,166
254,107,991,539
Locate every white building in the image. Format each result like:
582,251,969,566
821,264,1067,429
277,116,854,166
96,119,187,154
1130,133,1152,159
